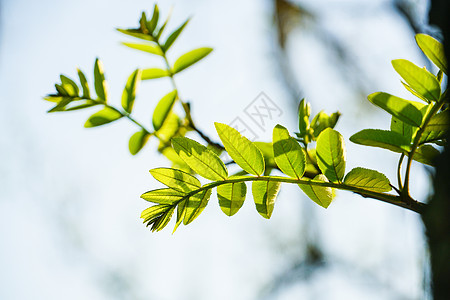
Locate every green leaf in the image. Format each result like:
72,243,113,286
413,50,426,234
121,42,163,56
254,142,276,168
273,124,306,179
368,92,423,127
141,204,171,222
392,59,441,102
412,144,440,166
215,122,265,176
147,4,159,33
184,189,212,225
172,48,213,74
390,117,414,143
129,130,150,155
420,110,449,144
149,206,176,232
94,58,108,102
316,128,346,183
84,107,122,128
116,28,155,42
150,167,201,193
60,75,79,97
156,112,180,143
64,100,98,111
121,69,142,113
217,182,247,216
173,200,187,233
155,10,171,40
47,97,73,112
252,180,281,219
141,68,170,80
152,90,178,131
401,81,430,103
77,69,90,98
298,99,310,138
140,188,185,204
416,33,447,74
343,167,391,192
350,129,411,153
298,174,333,208
172,136,228,181
162,19,190,52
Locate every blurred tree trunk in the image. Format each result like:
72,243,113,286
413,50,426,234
423,1,450,299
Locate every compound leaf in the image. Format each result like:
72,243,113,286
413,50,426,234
121,69,142,113
152,90,177,131
215,122,265,176
172,136,228,181
150,167,201,193
173,47,213,74
316,128,346,183
273,124,305,179
217,181,247,216
252,180,281,219
368,92,423,127
344,167,391,192
298,174,333,208
84,107,122,128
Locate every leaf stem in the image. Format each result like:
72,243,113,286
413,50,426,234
397,153,405,191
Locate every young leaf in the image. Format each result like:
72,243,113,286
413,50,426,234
343,167,391,192
172,137,228,181
129,130,150,155
367,92,423,127
172,48,213,74
60,75,79,97
150,167,201,193
141,188,185,204
217,182,247,216
84,107,122,128
316,128,346,183
392,59,441,102
94,58,108,102
141,204,171,222
415,33,447,74
152,90,177,131
298,174,333,208
411,144,440,166
150,206,176,232
121,42,163,56
77,69,90,99
252,180,281,219
162,19,190,52
121,69,142,113
141,68,170,80
273,124,306,179
147,4,159,33
215,122,265,176
184,189,212,225
298,99,310,137
350,129,411,153
116,28,155,42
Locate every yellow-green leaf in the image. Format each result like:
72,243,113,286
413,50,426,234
94,58,108,102
172,137,228,181
316,128,346,183
77,69,90,98
84,107,122,128
184,189,212,225
162,19,189,52
217,182,247,216
298,174,333,208
152,90,177,131
411,144,440,166
121,42,163,56
141,68,170,80
416,33,447,74
215,122,265,176
172,47,213,74
252,180,281,219
350,129,411,153
121,69,142,113
150,167,201,193
129,130,150,155
140,188,185,204
344,167,391,192
273,124,306,179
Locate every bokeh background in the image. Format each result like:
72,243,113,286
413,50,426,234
0,0,436,299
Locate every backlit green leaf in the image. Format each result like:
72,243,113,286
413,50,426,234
60,75,79,97
172,47,213,74
316,128,346,183
65,100,98,111
368,92,422,127
157,112,180,143
116,28,154,42
350,129,411,153
416,33,447,74
173,200,187,233
121,69,142,113
147,4,159,33
215,122,265,176
141,68,170,80
298,174,333,208
401,81,430,103
184,189,212,225
172,137,228,181
77,69,90,98
217,182,247,216
150,206,175,232
273,124,305,179
412,144,440,166
252,180,281,219
140,188,185,204
162,19,189,52
152,90,177,131
392,59,440,101
254,142,276,168
150,167,201,193
84,107,122,128
94,58,108,102
129,130,150,155
141,204,171,222
298,99,310,138
420,110,449,144
390,117,414,143
121,42,163,56
344,167,391,192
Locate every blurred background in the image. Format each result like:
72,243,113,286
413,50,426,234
0,0,437,299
